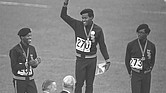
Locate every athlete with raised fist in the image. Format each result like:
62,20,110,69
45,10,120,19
60,0,111,93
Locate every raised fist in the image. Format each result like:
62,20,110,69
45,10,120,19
64,0,69,5
64,0,69,3
29,59,38,67
36,57,41,64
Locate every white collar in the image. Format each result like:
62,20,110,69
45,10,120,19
43,91,49,93
63,89,70,93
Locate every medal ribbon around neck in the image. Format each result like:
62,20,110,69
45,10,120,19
19,43,30,63
19,43,31,75
84,23,94,41
138,39,147,59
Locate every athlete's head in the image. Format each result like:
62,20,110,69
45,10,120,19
18,28,32,45
136,24,150,40
80,8,94,26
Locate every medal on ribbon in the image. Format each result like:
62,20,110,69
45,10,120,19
138,39,147,61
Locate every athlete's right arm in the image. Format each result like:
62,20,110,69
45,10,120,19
9,49,27,72
125,43,131,75
60,0,77,29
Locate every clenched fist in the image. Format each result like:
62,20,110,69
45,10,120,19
64,0,69,5
29,57,41,67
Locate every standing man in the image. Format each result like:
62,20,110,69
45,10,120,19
60,0,111,93
125,24,156,93
9,28,41,93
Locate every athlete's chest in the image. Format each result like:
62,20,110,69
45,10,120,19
130,42,152,58
17,46,36,63
74,24,100,52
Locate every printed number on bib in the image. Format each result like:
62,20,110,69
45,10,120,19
17,67,33,76
130,58,143,70
76,37,91,52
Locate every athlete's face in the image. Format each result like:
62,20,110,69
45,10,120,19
137,29,148,40
21,33,32,45
81,13,93,26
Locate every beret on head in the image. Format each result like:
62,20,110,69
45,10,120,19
42,80,56,91
80,8,94,17
18,28,31,36
63,75,76,88
136,24,151,34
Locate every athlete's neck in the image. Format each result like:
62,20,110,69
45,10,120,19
139,38,147,44
86,21,93,28
138,39,147,49
21,41,29,49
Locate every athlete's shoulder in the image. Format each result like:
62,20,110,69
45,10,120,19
10,44,20,51
93,23,102,30
128,39,137,46
9,44,22,55
29,45,36,50
93,23,102,34
147,40,155,46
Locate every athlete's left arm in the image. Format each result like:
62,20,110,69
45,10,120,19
98,29,109,61
150,45,156,70
98,30,111,71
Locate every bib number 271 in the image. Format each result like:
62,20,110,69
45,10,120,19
76,37,91,52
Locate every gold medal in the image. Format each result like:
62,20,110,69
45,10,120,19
87,38,89,41
84,23,94,42
141,56,145,61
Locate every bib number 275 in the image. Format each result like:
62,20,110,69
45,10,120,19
76,37,91,52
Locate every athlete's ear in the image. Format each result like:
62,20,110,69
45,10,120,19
146,33,149,36
20,36,23,40
90,16,94,20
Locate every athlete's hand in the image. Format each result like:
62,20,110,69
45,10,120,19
144,69,151,74
36,57,41,64
29,59,38,67
29,57,41,67
144,67,152,74
103,62,110,72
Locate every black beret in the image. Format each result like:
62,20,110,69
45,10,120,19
136,24,150,34
18,28,31,36
80,8,94,17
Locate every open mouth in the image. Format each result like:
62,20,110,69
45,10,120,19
28,39,32,43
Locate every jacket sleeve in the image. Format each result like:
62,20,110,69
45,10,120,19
150,44,156,70
125,43,131,74
9,49,27,72
98,30,109,60
60,6,77,30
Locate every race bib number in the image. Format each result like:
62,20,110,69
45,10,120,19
17,67,33,76
76,37,91,52
130,58,143,70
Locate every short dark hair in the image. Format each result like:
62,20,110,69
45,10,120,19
136,24,151,34
80,8,94,17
